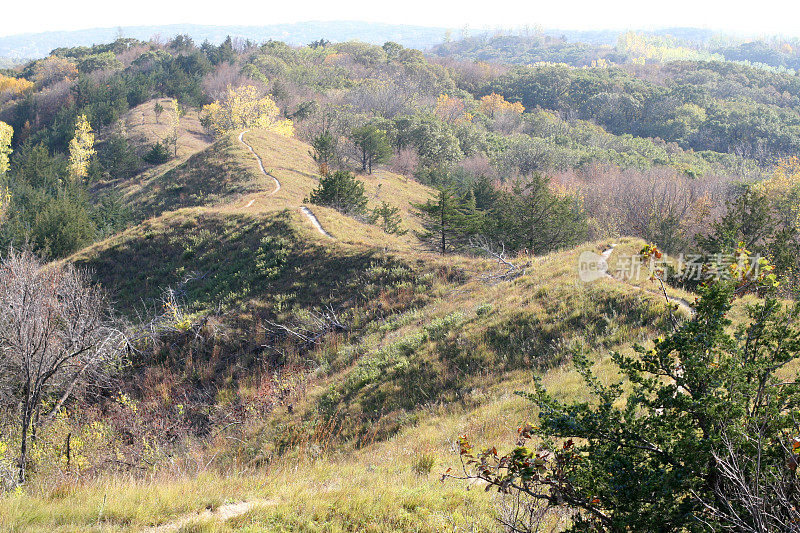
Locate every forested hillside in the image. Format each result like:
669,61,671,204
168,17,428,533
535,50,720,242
1,26,800,532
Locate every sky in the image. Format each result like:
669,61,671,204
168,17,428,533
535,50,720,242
3,0,800,37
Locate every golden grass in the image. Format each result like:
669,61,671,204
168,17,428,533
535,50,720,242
25,129,736,531
118,97,212,158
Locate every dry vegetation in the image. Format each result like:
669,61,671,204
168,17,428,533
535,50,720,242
0,128,746,531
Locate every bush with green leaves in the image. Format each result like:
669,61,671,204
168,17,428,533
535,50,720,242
142,142,171,165
306,170,368,216
351,124,392,174
451,248,800,532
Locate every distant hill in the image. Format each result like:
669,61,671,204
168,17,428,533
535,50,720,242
546,27,716,46
0,23,740,64
0,57,21,69
0,21,454,61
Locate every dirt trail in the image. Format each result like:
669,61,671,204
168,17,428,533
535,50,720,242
602,245,695,317
238,129,281,195
145,499,274,532
238,130,334,239
300,206,332,238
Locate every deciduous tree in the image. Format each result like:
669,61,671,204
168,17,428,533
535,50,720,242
201,85,293,137
0,121,10,227
351,124,392,174
0,249,125,483
68,115,96,183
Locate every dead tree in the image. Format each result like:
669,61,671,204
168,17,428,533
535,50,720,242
0,248,126,484
470,236,531,283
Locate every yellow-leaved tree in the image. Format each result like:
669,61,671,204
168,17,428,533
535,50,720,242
435,94,471,124
756,156,800,231
478,92,524,118
68,115,96,182
201,85,293,137
0,74,34,100
0,121,12,225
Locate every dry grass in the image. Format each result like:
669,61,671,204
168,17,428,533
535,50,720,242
117,97,212,158
15,129,726,531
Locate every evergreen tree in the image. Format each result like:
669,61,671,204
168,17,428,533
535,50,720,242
696,186,800,296
371,202,407,235
310,131,338,176
306,170,368,216
414,187,465,254
492,174,587,255
99,134,140,179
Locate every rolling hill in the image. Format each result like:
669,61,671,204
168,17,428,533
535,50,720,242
0,102,715,530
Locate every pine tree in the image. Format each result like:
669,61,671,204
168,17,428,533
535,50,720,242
306,170,368,216
414,187,463,254
493,174,586,255
310,131,337,176
371,202,407,235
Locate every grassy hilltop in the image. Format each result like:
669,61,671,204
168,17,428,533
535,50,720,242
2,29,800,531
1,105,709,531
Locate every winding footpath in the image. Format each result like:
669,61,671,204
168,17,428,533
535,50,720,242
238,129,281,195
145,499,275,532
238,130,332,239
300,206,332,238
601,245,695,317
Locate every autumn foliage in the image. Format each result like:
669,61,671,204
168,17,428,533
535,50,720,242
0,75,34,101
201,85,294,137
478,92,524,118
68,115,96,182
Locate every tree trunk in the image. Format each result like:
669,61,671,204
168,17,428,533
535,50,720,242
18,405,30,484
440,201,446,255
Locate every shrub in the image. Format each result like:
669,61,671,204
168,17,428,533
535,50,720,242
142,142,171,165
306,170,368,216
412,453,435,475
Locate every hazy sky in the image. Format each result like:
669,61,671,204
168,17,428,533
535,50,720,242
3,0,800,37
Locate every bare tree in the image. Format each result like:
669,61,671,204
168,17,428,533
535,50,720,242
0,248,126,483
694,427,800,532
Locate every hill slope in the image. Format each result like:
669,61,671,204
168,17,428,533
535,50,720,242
3,129,707,531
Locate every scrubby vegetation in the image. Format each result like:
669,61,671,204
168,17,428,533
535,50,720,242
2,22,800,532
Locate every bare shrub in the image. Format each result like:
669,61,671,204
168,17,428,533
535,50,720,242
201,62,249,101
562,166,731,251
31,56,78,88
389,148,419,176
32,80,74,125
456,154,499,182
0,248,126,484
344,78,419,119
495,491,572,533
